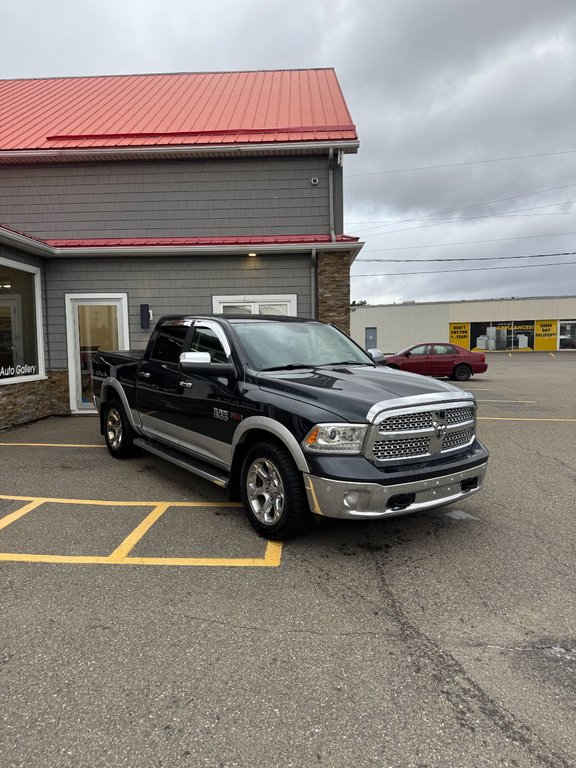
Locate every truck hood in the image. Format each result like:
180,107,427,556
256,365,469,423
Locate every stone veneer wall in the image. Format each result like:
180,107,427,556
0,370,70,431
316,251,352,334
49,370,71,415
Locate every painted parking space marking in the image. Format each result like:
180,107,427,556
476,399,536,404
478,416,576,422
0,499,47,531
108,502,172,561
0,495,282,567
0,443,104,448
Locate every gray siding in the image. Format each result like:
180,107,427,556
0,156,331,240
44,253,312,368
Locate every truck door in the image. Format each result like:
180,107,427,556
137,317,195,444
179,321,249,467
138,319,245,470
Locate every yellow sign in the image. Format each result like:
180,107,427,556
449,323,470,348
534,320,558,351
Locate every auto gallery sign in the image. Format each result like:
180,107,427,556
449,320,558,352
0,364,37,378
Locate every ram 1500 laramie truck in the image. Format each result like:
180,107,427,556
92,315,489,539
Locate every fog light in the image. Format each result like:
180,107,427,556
344,491,359,511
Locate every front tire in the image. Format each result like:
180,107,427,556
240,441,310,539
104,399,136,458
452,364,472,381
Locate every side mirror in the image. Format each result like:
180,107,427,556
179,351,236,379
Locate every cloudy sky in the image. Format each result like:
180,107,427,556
2,0,576,305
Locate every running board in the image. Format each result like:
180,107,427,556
133,438,229,488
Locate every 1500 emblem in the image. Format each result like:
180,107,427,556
213,408,229,421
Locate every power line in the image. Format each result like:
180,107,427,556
356,250,576,263
347,149,576,177
351,260,576,277
348,181,576,238
357,230,576,253
346,199,576,228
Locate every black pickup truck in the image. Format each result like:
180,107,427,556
92,315,488,539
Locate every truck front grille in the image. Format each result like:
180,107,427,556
373,436,430,460
369,401,476,463
443,426,475,450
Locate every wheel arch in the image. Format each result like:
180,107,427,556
98,379,139,435
228,418,310,501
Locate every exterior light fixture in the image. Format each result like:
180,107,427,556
247,252,257,258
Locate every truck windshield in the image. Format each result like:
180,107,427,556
229,320,374,371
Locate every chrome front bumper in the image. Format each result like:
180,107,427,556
303,462,488,520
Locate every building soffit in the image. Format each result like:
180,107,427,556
0,140,358,165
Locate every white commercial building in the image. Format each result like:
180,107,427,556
350,296,576,354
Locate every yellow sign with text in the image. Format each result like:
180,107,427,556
449,323,470,348
534,319,558,351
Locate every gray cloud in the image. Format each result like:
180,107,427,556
2,0,576,303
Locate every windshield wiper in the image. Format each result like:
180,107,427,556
259,363,312,372
319,360,375,366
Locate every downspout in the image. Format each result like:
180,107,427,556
310,248,317,319
328,148,336,242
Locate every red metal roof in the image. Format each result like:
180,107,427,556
0,224,360,253
0,69,357,152
44,234,359,248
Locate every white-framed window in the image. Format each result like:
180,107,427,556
0,256,45,385
212,294,297,316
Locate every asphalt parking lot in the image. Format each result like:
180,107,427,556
1,352,575,768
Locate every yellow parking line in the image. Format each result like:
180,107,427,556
0,541,283,567
0,494,242,507
0,443,105,448
477,399,536,403
108,503,171,561
479,416,576,422
0,499,46,530
114,540,282,567
0,553,113,564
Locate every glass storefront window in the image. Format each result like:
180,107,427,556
0,259,42,382
559,320,576,350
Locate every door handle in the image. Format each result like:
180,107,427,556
179,381,193,389
138,371,151,378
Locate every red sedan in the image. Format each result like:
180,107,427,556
382,342,487,381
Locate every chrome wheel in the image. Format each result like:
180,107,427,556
106,407,123,450
245,457,286,526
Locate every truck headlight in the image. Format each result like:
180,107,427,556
303,424,368,454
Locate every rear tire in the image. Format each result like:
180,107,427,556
452,364,472,381
104,399,136,458
240,441,310,540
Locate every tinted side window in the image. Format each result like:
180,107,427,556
190,327,229,363
409,345,428,356
434,344,456,355
149,323,189,364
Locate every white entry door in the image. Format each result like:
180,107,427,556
65,294,129,413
